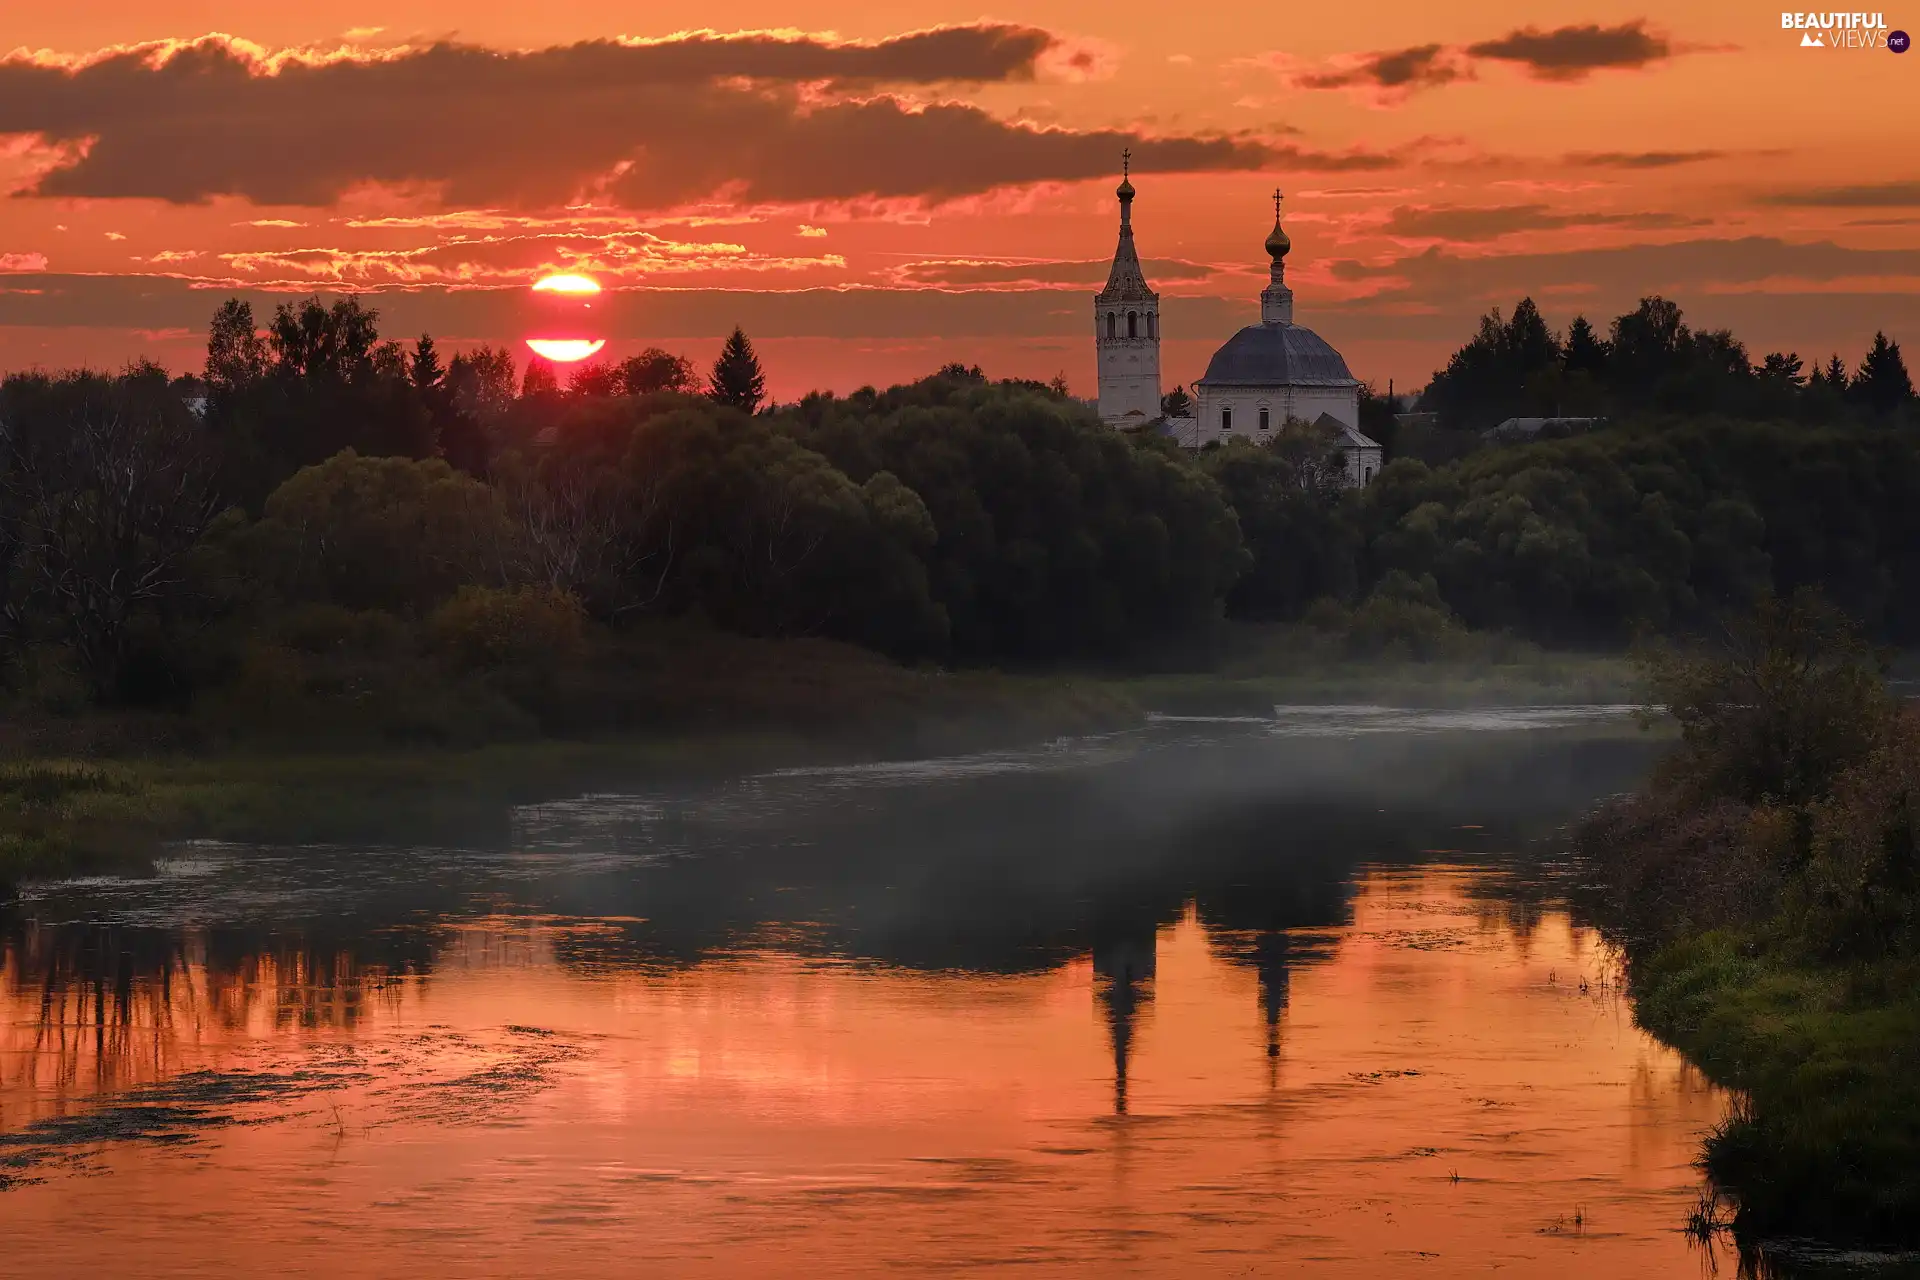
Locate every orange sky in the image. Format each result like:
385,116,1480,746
2,0,1916,396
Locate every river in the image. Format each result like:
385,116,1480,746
0,708,1746,1276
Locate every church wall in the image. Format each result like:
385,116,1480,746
1097,334,1161,423
1188,383,1358,446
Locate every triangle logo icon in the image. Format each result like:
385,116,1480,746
1800,31,1825,45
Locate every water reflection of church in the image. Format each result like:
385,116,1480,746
1093,908,1323,1114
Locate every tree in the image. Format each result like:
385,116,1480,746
1759,352,1806,387
205,299,266,394
615,349,697,396
252,451,505,612
1641,590,1894,808
566,360,622,397
1852,331,1915,416
0,369,223,698
1563,315,1610,378
708,327,766,413
446,346,517,420
268,296,380,382
1504,298,1561,375
1161,385,1193,418
522,359,560,398
1416,300,1564,428
410,334,445,394
1609,296,1691,399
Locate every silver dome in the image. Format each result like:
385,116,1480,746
1199,322,1357,387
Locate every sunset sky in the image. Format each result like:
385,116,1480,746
2,1,1915,397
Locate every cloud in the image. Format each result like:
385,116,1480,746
1265,20,1689,104
1381,204,1710,241
0,271,1254,342
1259,44,1473,105
0,252,48,271
0,29,1290,210
1328,237,1920,310
1564,150,1726,168
1290,44,1472,92
1760,181,1920,208
890,257,1218,288
1465,22,1672,80
209,231,843,287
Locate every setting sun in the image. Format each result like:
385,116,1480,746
531,273,602,296
525,338,606,362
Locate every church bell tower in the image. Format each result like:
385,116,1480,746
1094,151,1162,425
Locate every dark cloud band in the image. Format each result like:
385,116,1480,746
0,30,1290,209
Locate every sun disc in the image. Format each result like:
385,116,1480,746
525,338,606,363
532,273,602,295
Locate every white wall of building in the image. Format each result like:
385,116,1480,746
1096,308,1161,424
1188,384,1357,448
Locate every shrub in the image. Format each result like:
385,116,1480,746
427,585,587,675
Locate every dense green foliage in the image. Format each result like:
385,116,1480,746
1366,418,1920,645
1419,294,1917,431
1577,595,1920,1249
3,293,1916,734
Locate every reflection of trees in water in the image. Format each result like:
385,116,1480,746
1,728,1656,1113
0,918,443,1107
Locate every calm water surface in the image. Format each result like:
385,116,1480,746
0,709,1745,1276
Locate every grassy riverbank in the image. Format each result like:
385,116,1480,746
1629,933,1920,1245
0,627,1139,894
1575,596,1920,1252
0,616,1651,895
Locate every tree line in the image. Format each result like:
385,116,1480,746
1414,295,1916,432
1,292,1917,726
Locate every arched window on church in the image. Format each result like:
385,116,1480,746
1258,407,1270,431
1146,312,1156,339
1221,407,1232,431
1127,311,1138,339
1106,313,1116,339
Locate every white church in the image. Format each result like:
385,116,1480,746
1093,160,1383,486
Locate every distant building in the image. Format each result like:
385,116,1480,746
1485,416,1605,444
1093,152,1163,427
1092,167,1379,485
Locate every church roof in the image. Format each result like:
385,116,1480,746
1198,322,1358,388
1097,227,1154,302
1312,412,1381,449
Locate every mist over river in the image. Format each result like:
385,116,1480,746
1,709,1754,1277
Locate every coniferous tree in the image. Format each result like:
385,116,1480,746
410,334,444,393
1852,331,1915,415
708,326,766,413
1825,354,1849,386
1759,352,1806,387
1563,315,1610,378
1160,385,1193,418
